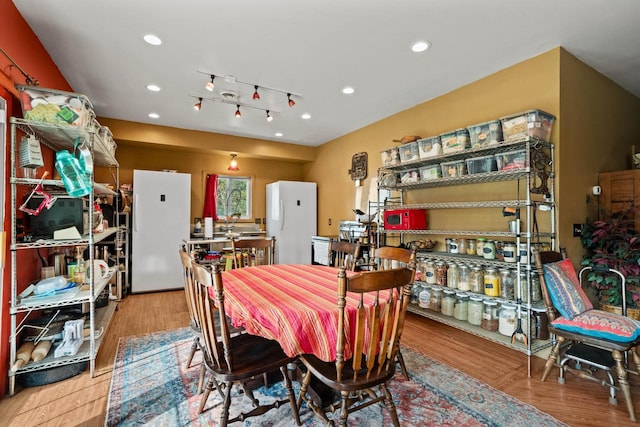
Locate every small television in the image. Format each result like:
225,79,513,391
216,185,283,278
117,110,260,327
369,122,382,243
25,196,84,238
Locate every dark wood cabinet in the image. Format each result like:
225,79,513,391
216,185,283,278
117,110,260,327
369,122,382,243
599,169,640,232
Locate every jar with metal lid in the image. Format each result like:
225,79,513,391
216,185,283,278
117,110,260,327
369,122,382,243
468,296,484,326
483,240,496,260
453,293,469,321
424,261,436,285
483,267,500,297
457,238,467,255
498,268,514,300
519,307,531,337
469,266,484,293
518,271,528,302
447,262,459,289
495,241,504,261
429,287,443,312
476,238,486,257
435,261,448,286
498,303,517,336
411,282,422,304
466,238,476,255
530,271,542,302
418,284,431,309
441,289,456,316
449,238,459,254
481,300,499,331
445,238,452,253
458,264,471,291
519,243,529,264
503,242,517,263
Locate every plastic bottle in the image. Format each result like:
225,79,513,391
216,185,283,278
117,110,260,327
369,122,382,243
55,150,91,197
34,275,69,295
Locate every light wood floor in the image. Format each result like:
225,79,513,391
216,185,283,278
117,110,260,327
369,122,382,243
1,290,638,426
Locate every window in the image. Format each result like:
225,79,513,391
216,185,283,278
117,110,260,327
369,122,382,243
216,175,252,219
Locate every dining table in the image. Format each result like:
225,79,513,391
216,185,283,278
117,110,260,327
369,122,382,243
211,264,390,362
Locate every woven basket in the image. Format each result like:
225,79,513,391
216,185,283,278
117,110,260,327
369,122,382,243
600,303,640,321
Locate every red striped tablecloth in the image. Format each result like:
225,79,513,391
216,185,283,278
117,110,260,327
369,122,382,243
214,264,381,362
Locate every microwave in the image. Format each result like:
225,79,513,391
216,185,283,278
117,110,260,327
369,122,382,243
384,209,427,230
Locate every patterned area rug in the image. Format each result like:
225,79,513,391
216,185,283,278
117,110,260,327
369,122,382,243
106,328,566,426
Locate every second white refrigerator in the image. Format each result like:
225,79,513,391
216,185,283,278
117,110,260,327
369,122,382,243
131,169,191,292
266,181,317,264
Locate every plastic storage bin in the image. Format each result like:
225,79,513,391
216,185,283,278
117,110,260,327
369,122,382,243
417,136,442,159
380,147,401,167
467,120,503,148
399,142,419,163
440,128,470,154
495,149,526,171
440,160,467,177
500,109,555,142
16,85,93,128
465,155,498,174
400,169,420,184
419,165,441,181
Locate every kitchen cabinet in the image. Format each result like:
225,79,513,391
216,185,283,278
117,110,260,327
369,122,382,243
598,169,640,232
376,136,556,375
8,116,119,395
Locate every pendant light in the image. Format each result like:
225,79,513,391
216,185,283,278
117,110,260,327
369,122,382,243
266,110,273,122
193,97,203,111
287,93,295,107
235,105,242,118
253,85,260,100
205,75,216,92
228,154,239,171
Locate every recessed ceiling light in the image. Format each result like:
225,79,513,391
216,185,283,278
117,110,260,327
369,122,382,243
146,84,161,92
301,113,311,120
148,113,160,119
275,132,283,137
143,34,162,46
342,86,355,95
411,41,431,53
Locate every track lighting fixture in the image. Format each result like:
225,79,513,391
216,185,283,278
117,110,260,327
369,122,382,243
287,93,295,108
253,85,260,100
235,105,242,118
189,94,280,119
228,154,239,171
205,75,216,92
266,110,273,122
193,97,203,111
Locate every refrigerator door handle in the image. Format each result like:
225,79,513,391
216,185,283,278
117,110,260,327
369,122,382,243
133,193,139,232
280,199,285,231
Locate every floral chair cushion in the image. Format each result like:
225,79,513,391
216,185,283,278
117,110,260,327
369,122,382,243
543,258,593,320
552,309,640,342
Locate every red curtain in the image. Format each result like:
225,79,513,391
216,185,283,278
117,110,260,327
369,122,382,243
203,173,218,220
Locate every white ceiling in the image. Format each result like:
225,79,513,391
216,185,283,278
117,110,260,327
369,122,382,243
12,0,640,147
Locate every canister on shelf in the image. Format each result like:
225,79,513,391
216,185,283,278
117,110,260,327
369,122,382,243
418,285,431,309
449,238,459,254
410,282,422,304
458,264,471,291
454,292,469,321
530,271,542,302
447,262,459,289
483,240,496,260
441,289,456,316
498,268,514,300
483,267,500,297
424,260,436,285
466,238,476,255
495,241,504,261
476,238,486,257
503,242,517,263
457,238,467,255
435,261,448,286
498,303,517,336
481,300,499,331
518,271,529,301
445,238,452,253
532,307,550,340
519,243,529,264
469,265,484,293
468,296,484,326
430,287,443,312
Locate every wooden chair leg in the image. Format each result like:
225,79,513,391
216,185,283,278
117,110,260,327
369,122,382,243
338,391,349,427
280,365,301,426
187,335,199,368
396,348,410,380
220,383,233,427
197,362,205,394
199,376,214,414
542,336,564,382
381,383,400,427
613,350,637,422
296,369,312,410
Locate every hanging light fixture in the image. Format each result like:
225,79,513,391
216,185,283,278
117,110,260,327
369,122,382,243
253,85,260,100
235,105,242,118
205,75,216,92
287,93,295,107
193,97,203,111
266,110,273,122
228,154,239,171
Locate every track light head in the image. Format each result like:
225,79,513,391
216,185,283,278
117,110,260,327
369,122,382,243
253,85,260,100
205,75,215,92
266,110,273,122
193,97,203,111
235,105,241,118
287,93,295,107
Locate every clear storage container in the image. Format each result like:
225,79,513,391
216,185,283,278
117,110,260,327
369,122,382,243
500,109,555,143
467,119,503,148
417,136,442,159
454,293,469,321
440,160,467,178
498,303,517,336
468,296,484,326
399,141,419,163
441,289,456,316
466,155,498,174
482,300,499,332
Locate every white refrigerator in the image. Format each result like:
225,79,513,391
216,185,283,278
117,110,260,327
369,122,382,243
266,181,317,264
131,170,191,292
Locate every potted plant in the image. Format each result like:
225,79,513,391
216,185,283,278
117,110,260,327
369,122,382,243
581,207,640,315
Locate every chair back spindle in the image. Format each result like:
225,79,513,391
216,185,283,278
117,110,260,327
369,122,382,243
231,237,276,268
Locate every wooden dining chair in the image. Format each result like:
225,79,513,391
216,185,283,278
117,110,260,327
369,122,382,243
296,263,416,426
231,237,275,268
329,239,361,271
192,261,301,426
533,247,640,422
370,245,416,380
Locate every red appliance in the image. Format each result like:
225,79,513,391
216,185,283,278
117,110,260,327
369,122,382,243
384,209,428,230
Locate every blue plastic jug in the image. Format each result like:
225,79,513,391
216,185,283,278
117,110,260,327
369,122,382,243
55,150,91,197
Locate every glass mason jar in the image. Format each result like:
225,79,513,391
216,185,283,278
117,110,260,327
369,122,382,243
445,238,452,253
418,284,431,309
457,238,467,255
447,262,460,289
454,292,469,321
441,289,456,316
503,242,517,263
530,271,542,302
449,238,459,254
476,238,487,257
518,271,528,302
499,268,515,300
429,287,443,312
410,282,422,304
458,264,471,291
469,266,484,293
466,238,477,255
481,300,499,331
483,240,496,260
483,267,500,297
424,260,436,285
468,296,484,326
435,261,448,286
498,303,517,336
495,240,504,261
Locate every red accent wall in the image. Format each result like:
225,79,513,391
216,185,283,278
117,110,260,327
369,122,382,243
0,1,73,394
